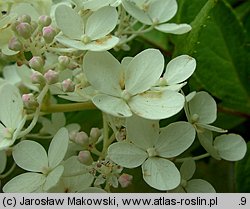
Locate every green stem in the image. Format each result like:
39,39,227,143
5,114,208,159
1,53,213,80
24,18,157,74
41,102,96,113
99,113,110,160
175,153,210,163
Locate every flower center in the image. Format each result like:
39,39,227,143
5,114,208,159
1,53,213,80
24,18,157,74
81,35,91,44
3,128,14,139
191,113,199,123
121,90,131,101
146,147,157,157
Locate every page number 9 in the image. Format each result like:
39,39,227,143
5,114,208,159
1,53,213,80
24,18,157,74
240,197,246,205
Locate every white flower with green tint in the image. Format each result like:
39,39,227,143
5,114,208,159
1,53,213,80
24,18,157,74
153,55,196,91
0,83,26,150
3,128,69,192
122,0,191,34
83,49,184,119
171,158,216,193
108,115,196,190
55,5,119,51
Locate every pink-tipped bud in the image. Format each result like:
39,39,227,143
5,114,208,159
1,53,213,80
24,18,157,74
78,150,93,165
16,22,32,39
62,79,75,92
118,173,133,188
38,15,52,27
11,21,21,33
29,56,44,72
89,128,101,143
17,14,31,24
44,69,59,85
58,55,70,68
8,37,23,51
74,131,89,147
22,93,38,109
31,71,46,85
42,26,56,43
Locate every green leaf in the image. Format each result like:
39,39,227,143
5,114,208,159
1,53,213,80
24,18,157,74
107,141,148,168
156,122,195,158
214,134,247,161
180,158,196,181
186,179,216,193
13,140,48,172
48,127,69,168
236,142,250,192
3,173,46,193
126,115,159,150
55,4,84,39
43,165,64,191
142,157,180,190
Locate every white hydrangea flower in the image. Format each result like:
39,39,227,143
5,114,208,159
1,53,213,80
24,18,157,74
3,128,69,192
83,48,184,120
55,5,119,51
0,83,26,150
153,55,196,91
122,0,191,34
108,115,196,190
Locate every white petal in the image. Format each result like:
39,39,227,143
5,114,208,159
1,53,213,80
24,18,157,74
0,83,23,129
126,115,159,150
188,91,217,124
55,35,87,50
142,157,180,190
92,94,132,117
122,0,151,25
156,122,195,158
43,165,64,191
214,134,247,161
108,141,148,168
180,158,196,181
13,140,48,172
0,150,7,173
83,51,122,96
149,0,177,23
186,179,216,193
155,23,192,34
48,128,69,168
164,55,196,84
125,49,164,95
129,90,184,120
55,5,83,39
86,6,118,40
84,35,119,51
3,172,46,193
197,123,227,133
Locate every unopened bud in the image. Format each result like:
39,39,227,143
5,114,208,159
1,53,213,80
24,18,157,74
11,21,20,33
31,71,46,85
78,150,93,165
74,131,89,147
42,26,56,43
62,79,75,92
17,14,31,24
8,37,23,51
22,93,38,109
89,128,101,143
44,70,59,84
69,130,78,141
118,173,133,188
29,56,44,72
38,15,52,27
58,56,70,68
16,22,32,39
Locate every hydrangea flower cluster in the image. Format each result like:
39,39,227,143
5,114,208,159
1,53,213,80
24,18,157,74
0,0,247,193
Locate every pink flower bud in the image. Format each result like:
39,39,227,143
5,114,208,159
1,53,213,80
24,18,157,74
38,15,52,27
16,22,32,39
42,26,56,43
44,69,59,85
31,71,46,85
78,150,93,165
74,131,89,147
62,79,75,92
17,14,31,23
118,173,133,188
8,37,23,51
89,128,101,143
22,93,38,109
29,56,44,71
58,56,70,68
